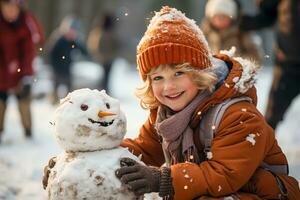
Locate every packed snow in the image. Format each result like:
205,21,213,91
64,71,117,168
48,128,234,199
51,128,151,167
46,88,144,199
0,57,299,200
53,89,127,152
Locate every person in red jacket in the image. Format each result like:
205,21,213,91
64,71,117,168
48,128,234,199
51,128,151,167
0,0,44,142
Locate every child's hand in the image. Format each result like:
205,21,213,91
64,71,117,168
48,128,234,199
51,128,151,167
42,157,56,190
115,157,160,196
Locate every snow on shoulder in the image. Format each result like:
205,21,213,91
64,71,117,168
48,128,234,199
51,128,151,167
220,47,261,93
46,88,160,200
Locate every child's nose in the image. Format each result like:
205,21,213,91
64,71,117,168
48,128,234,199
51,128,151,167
163,79,176,91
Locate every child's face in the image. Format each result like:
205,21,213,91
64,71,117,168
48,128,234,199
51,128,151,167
150,65,199,112
210,14,232,30
0,2,20,23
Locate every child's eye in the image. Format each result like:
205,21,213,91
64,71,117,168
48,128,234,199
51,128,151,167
152,76,163,81
175,71,184,76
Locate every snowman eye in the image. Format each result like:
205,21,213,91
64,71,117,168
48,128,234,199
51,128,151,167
105,103,110,109
80,104,88,111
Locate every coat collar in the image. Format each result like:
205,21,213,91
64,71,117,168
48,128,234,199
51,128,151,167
190,53,259,128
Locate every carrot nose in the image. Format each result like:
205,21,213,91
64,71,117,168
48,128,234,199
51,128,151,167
98,111,116,118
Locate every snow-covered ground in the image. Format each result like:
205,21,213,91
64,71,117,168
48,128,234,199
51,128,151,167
0,58,299,200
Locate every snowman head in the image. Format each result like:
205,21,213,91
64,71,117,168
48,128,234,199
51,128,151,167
54,88,127,152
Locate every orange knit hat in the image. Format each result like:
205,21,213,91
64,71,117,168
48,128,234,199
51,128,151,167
137,6,212,80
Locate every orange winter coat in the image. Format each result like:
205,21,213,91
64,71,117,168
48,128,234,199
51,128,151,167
121,54,300,200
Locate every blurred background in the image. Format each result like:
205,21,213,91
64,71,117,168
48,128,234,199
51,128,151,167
28,0,274,65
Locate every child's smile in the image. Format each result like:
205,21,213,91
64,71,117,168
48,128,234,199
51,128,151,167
165,91,184,99
151,66,199,112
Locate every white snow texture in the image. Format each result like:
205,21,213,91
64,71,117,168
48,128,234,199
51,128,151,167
47,88,157,200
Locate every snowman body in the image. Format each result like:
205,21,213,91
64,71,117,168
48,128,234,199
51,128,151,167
48,148,139,200
46,89,141,200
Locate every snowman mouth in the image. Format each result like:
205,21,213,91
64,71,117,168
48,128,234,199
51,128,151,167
88,118,115,127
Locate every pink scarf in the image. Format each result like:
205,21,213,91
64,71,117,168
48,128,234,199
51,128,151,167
155,91,210,164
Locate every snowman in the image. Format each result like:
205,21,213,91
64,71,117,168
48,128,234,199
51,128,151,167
46,88,146,200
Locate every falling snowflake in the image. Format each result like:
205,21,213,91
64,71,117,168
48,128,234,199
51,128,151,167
184,174,189,179
264,55,270,59
189,155,194,160
218,185,222,192
241,108,247,112
184,185,188,190
225,83,230,88
246,134,256,146
206,152,213,159
17,68,21,72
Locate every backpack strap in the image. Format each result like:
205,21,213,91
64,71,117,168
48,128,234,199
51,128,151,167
199,96,289,175
260,161,289,175
200,96,252,154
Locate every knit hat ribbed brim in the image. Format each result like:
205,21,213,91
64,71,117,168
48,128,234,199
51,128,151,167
137,6,213,81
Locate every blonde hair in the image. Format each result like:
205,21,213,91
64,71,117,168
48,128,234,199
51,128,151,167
135,63,218,110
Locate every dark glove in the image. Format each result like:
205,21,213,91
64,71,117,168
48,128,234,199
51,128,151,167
42,157,56,189
115,157,173,197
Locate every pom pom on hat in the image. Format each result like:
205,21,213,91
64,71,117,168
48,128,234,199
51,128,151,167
205,0,238,19
137,6,213,81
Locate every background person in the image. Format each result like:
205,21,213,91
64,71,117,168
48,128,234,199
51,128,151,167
0,0,44,142
47,15,90,104
240,0,300,130
201,0,262,63
87,12,119,95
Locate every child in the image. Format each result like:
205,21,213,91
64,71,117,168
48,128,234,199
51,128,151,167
0,0,44,141
47,15,90,104
115,6,300,200
201,0,262,63
42,5,299,200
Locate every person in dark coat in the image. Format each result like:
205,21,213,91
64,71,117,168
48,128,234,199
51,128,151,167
48,15,90,104
87,12,119,95
240,0,300,130
0,0,44,142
